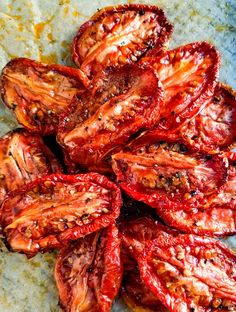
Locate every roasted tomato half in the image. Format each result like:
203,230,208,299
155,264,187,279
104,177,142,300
1,173,122,255
157,162,236,236
72,4,173,78
55,223,122,312
121,267,168,312
141,41,220,132
112,141,228,211
0,129,62,206
0,58,88,135
179,83,236,153
121,216,178,257
58,63,164,173
139,235,236,312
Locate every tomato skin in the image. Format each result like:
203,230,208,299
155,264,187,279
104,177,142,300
55,223,122,312
0,58,88,135
141,41,220,132
112,140,228,212
72,4,173,78
139,235,236,312
0,129,62,206
1,173,122,256
58,63,164,173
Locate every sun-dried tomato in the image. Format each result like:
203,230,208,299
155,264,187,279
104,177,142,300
0,58,88,135
139,234,236,311
141,41,220,132
55,223,122,312
58,63,164,173
0,129,62,206
157,162,236,236
72,4,173,78
112,140,228,211
121,216,178,257
1,173,122,255
179,83,236,153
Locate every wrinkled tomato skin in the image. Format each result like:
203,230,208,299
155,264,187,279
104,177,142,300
139,235,236,312
1,173,122,256
72,4,173,78
112,140,228,214
179,83,236,153
141,41,220,132
0,58,89,135
55,223,122,312
58,63,164,173
0,129,62,206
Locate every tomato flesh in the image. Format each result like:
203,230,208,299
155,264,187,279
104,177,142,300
58,63,164,173
139,235,236,312
0,129,62,206
55,223,122,312
141,41,220,132
0,58,88,135
1,173,122,255
112,141,228,210
72,4,173,78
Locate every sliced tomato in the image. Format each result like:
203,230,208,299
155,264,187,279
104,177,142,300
139,235,236,312
55,223,122,312
0,58,89,135
141,41,220,132
0,173,122,255
121,267,168,312
112,141,228,211
157,163,236,236
58,63,164,173
0,129,62,206
72,4,173,78
179,83,236,153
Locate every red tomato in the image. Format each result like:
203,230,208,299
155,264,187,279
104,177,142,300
139,235,236,312
0,58,88,135
1,173,122,256
141,41,220,132
157,163,236,236
179,83,236,153
58,63,164,173
72,4,173,78
112,140,228,211
0,129,62,206
55,223,122,312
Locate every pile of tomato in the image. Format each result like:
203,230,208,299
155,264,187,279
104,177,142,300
0,4,236,312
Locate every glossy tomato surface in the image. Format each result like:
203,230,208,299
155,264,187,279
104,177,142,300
0,58,88,135
1,173,122,255
0,129,62,206
139,235,236,312
55,223,122,312
72,4,173,78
